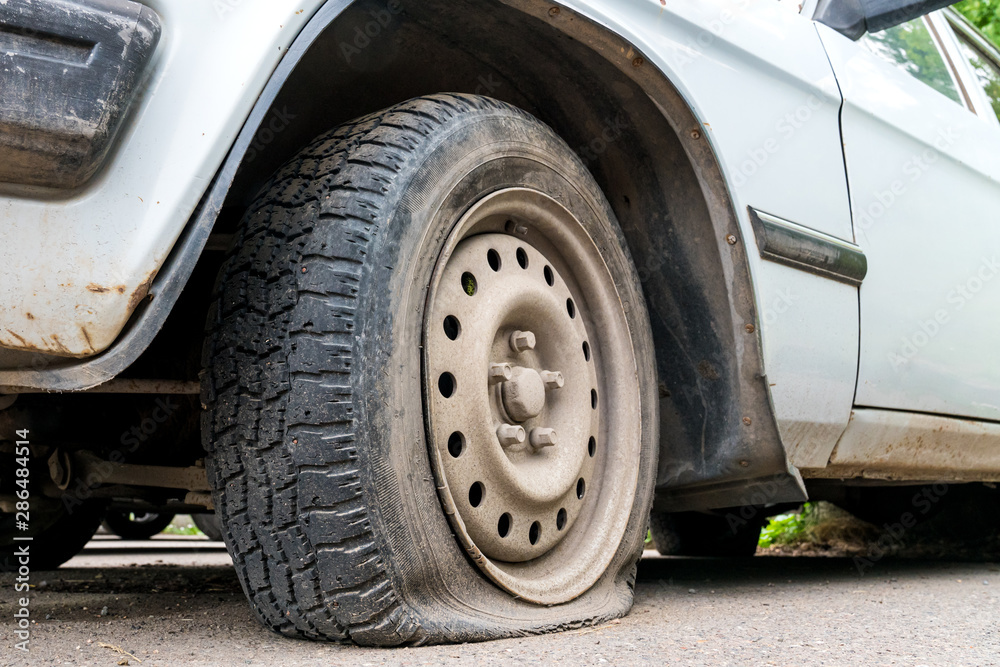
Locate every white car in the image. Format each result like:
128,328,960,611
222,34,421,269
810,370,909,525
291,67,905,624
1,0,998,645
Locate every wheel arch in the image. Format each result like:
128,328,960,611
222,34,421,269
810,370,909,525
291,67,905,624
218,0,805,511
37,0,806,510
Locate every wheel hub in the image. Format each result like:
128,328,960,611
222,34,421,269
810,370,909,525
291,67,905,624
424,231,598,562
501,365,547,422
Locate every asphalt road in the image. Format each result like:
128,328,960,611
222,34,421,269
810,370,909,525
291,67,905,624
2,537,999,666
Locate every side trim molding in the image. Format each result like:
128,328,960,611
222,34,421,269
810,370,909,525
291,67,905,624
748,207,868,286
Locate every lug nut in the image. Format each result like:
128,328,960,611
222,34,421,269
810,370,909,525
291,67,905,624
497,423,526,447
489,363,513,383
509,330,536,353
529,428,557,450
540,370,564,389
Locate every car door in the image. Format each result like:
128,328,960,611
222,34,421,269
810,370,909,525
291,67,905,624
816,13,1000,422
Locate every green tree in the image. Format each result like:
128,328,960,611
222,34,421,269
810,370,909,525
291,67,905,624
955,0,1000,46
860,18,963,102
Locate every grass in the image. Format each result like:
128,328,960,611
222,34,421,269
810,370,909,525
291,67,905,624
161,515,205,536
758,503,818,549
757,501,885,554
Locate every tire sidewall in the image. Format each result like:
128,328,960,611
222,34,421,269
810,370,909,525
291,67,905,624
350,106,657,632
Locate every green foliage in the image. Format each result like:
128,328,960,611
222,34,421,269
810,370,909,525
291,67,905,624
462,272,476,296
956,36,1000,119
758,502,816,549
860,19,962,102
162,519,203,536
955,0,1000,47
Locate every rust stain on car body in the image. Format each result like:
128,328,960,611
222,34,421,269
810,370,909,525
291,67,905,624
0,330,95,358
5,329,27,346
86,283,128,294
0,271,158,358
47,334,73,356
128,271,157,312
80,326,95,352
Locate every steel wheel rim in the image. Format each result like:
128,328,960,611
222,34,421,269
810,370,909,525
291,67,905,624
423,187,642,604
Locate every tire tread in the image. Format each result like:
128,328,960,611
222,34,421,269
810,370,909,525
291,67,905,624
203,94,518,644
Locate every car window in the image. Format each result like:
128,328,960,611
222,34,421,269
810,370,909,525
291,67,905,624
954,35,1000,122
859,18,963,104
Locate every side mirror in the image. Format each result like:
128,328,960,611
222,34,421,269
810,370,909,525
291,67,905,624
814,0,956,39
